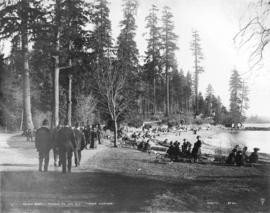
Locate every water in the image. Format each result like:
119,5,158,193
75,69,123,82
209,123,270,154
244,123,270,128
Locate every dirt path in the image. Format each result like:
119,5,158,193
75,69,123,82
0,132,107,172
0,132,36,171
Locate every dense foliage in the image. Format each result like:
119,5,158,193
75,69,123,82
0,0,248,131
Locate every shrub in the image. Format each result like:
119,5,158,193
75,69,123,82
128,118,143,128
193,118,203,125
167,120,178,128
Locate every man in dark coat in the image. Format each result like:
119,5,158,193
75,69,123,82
83,125,91,149
56,126,76,173
96,123,102,144
192,136,202,163
249,148,259,163
235,150,244,166
226,148,237,165
35,119,52,172
73,128,86,166
90,126,97,149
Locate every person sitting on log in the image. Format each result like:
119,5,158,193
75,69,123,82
249,148,259,164
226,148,237,165
143,140,151,153
165,141,173,159
242,146,249,163
235,150,244,166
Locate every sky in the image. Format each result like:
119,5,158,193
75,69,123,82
108,0,270,118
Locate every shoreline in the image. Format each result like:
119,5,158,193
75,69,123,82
124,126,270,162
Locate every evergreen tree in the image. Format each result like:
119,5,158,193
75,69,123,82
143,4,162,114
190,30,204,117
88,0,113,119
87,0,120,126
38,0,90,126
117,0,139,75
0,53,23,130
205,84,214,116
229,69,243,124
183,71,193,112
197,92,205,115
116,0,139,111
0,0,46,130
170,69,181,114
240,81,249,121
212,96,226,124
89,0,112,61
161,6,178,116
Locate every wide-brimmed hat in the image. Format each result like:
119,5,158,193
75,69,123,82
254,148,260,151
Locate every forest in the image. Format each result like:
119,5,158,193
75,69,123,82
0,0,249,131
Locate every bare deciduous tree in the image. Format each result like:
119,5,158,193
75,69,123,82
94,55,128,147
234,0,270,68
74,93,96,125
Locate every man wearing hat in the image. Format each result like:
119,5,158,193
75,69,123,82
249,148,259,163
35,119,52,172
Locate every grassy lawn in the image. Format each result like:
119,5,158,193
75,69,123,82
1,142,270,212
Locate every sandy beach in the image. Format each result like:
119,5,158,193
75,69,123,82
124,125,270,162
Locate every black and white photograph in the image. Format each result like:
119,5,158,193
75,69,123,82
0,0,270,212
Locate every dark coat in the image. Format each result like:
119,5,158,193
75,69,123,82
56,127,76,152
73,128,86,151
167,145,174,156
83,127,90,144
192,140,202,157
226,152,236,165
235,151,244,166
249,152,258,163
35,127,53,153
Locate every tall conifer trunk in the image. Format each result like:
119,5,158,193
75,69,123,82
53,1,61,128
21,0,34,130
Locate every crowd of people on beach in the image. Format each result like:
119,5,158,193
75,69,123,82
123,125,262,166
127,127,204,163
165,136,202,162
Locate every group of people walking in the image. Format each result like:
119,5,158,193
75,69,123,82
81,123,102,149
34,119,102,173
